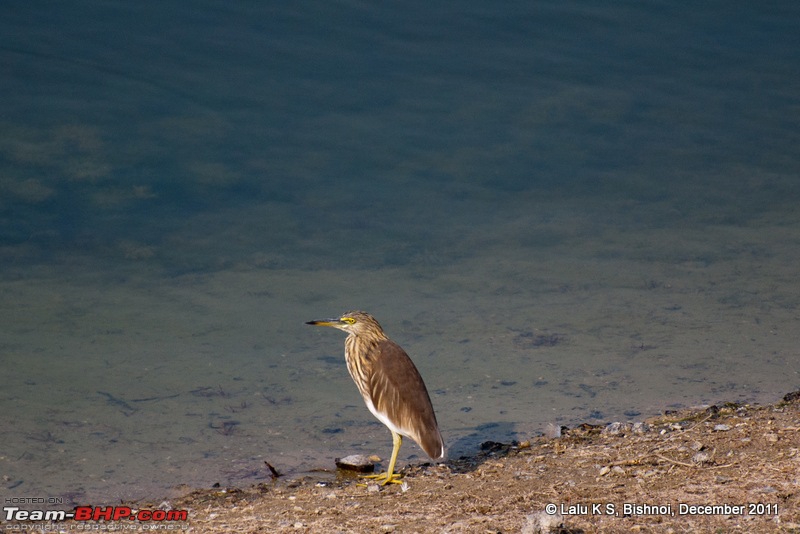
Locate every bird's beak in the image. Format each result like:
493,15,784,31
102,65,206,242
306,318,343,327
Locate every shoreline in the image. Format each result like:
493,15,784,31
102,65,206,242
3,392,797,532
155,391,800,532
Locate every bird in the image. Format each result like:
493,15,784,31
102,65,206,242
306,310,444,484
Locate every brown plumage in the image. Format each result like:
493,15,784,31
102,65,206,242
306,311,444,484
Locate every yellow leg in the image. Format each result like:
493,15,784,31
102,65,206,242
364,431,403,485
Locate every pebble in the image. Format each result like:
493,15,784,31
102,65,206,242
602,422,629,436
691,451,713,465
632,422,650,434
544,423,562,439
523,511,564,534
335,455,375,473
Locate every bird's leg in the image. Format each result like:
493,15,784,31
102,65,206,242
364,431,403,485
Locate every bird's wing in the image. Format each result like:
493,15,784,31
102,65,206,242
367,340,444,459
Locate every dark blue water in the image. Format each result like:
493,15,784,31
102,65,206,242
2,1,798,506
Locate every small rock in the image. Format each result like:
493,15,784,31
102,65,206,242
782,390,800,403
632,422,650,434
713,424,731,432
544,423,562,439
335,455,375,473
602,422,629,436
692,451,713,465
522,511,564,534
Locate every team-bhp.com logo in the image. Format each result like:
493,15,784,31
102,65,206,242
4,505,188,522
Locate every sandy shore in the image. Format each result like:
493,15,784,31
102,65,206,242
131,392,800,532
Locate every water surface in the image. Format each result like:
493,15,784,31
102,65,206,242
1,1,798,505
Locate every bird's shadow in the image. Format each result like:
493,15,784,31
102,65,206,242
439,421,525,474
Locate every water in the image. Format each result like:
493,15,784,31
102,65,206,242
1,1,798,506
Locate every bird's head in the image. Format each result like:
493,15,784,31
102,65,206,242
306,310,387,338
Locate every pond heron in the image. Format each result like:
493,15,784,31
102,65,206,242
306,311,444,484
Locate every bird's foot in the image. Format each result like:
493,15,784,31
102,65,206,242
363,471,403,485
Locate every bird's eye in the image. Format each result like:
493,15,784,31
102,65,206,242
342,317,356,324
